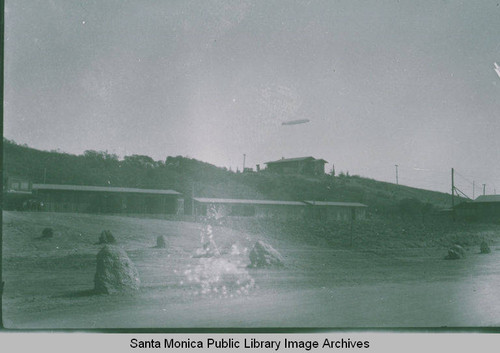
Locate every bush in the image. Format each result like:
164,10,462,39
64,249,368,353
41,227,53,238
480,241,491,254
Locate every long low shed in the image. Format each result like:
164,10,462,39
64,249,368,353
193,197,368,221
193,197,306,220
32,184,182,214
304,201,368,221
454,195,500,222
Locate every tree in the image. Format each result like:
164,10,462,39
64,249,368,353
123,155,157,168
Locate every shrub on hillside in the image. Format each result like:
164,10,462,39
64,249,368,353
480,241,491,254
41,227,53,239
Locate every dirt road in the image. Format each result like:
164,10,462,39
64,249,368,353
3,212,499,328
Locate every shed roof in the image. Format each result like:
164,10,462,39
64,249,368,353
5,190,32,195
473,195,500,203
264,156,328,165
32,184,180,195
193,197,305,206
304,201,368,208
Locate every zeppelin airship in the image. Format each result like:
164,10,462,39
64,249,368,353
281,119,310,126
495,62,500,79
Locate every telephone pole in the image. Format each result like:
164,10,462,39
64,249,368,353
243,154,246,171
395,164,399,185
483,184,486,196
191,183,195,216
473,181,475,199
451,168,455,221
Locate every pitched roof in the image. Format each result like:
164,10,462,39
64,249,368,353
193,197,305,206
304,201,368,207
32,184,180,195
264,156,328,165
5,190,32,195
473,195,500,203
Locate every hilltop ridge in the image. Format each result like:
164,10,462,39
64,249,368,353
3,139,453,212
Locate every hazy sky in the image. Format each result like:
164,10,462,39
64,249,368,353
4,0,500,194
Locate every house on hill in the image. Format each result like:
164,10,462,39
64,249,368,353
264,156,327,176
454,195,500,222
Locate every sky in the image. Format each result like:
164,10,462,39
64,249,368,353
4,0,500,194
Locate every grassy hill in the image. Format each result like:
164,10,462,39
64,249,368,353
3,138,454,212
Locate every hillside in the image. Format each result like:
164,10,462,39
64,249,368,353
2,139,263,200
3,139,453,212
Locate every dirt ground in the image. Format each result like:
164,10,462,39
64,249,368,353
2,211,500,328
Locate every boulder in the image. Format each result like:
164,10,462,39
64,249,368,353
445,249,462,260
41,227,53,239
94,245,140,294
98,230,116,244
249,241,284,268
451,244,466,258
156,235,167,248
445,244,466,260
480,241,491,254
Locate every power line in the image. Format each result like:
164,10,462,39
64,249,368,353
454,170,474,186
350,163,497,195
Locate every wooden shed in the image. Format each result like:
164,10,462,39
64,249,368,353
193,197,307,220
454,195,500,222
32,184,182,214
304,201,368,221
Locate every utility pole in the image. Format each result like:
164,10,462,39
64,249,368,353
473,181,475,199
451,168,455,221
243,154,246,171
395,164,399,185
350,209,355,248
483,184,486,196
191,183,195,216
